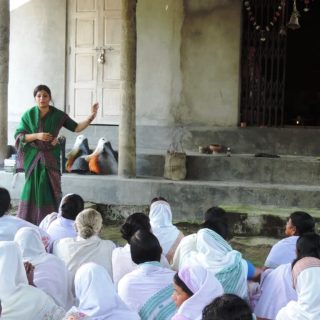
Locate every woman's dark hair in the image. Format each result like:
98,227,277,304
150,196,168,205
130,230,162,264
202,294,252,320
202,207,229,240
0,187,11,217
173,272,194,297
33,84,51,99
120,212,151,243
289,211,315,236
60,194,84,220
292,232,320,268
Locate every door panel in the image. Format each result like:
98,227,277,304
67,0,122,124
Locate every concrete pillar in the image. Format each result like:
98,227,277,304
0,0,10,164
118,0,137,177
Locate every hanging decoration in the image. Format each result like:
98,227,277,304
287,0,301,29
303,0,310,12
244,0,286,42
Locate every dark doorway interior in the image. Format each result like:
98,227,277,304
284,1,320,126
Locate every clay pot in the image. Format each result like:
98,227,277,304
209,144,222,154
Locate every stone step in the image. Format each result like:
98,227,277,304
2,171,320,222
137,153,320,185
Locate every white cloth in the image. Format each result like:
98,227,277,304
66,262,140,320
14,227,74,309
118,261,176,319
0,214,50,244
112,243,171,288
0,241,65,320
265,236,298,269
39,193,78,244
172,233,197,271
254,263,297,320
149,200,183,258
179,229,248,299
276,265,320,320
172,265,224,320
53,235,116,281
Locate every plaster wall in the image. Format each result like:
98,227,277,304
8,0,67,129
136,0,242,127
7,0,242,147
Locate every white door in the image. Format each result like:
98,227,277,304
67,0,122,124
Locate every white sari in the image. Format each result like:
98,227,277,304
172,265,224,320
149,200,184,262
118,261,176,319
264,236,298,269
181,228,248,299
276,257,320,320
53,235,116,281
0,241,65,320
65,262,140,320
14,227,74,309
254,263,297,320
112,243,171,288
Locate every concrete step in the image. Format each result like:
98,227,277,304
2,171,320,222
137,153,320,185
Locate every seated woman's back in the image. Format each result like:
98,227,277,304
14,227,74,309
0,241,65,320
53,208,115,280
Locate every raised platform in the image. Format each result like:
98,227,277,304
2,151,320,225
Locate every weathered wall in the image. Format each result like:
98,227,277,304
136,0,242,127
136,0,183,127
7,0,242,148
8,0,67,127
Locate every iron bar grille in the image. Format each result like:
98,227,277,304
240,0,288,127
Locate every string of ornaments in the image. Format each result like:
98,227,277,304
244,0,286,41
244,0,315,42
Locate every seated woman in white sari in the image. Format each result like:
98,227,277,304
0,241,65,320
0,187,50,245
202,294,255,320
276,233,320,320
118,230,176,320
53,208,116,281
181,228,248,299
39,194,84,246
149,197,184,264
14,227,73,309
264,211,315,269
254,263,297,320
64,262,140,320
171,265,223,320
112,212,170,287
172,207,230,271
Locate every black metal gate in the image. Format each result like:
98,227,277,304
240,0,288,127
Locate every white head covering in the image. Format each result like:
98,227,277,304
149,200,182,256
14,227,73,309
70,262,140,320
183,228,248,299
276,257,320,320
0,241,65,319
173,265,224,320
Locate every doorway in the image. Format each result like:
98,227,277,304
240,0,320,127
284,0,320,126
66,0,122,125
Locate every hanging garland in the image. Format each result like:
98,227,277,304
244,0,286,41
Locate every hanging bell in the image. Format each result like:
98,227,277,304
288,0,300,30
287,13,300,30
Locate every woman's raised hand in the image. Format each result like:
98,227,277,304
89,102,99,122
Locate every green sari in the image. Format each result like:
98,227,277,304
15,105,77,225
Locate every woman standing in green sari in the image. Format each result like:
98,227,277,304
15,85,98,225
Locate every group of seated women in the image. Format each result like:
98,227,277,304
0,186,320,320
